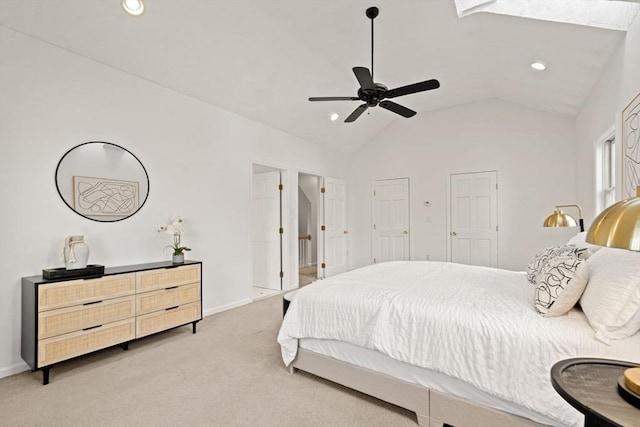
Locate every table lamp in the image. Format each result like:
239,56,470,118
586,186,640,251
543,204,584,232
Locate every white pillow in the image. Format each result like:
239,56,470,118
534,254,588,317
566,232,601,258
579,248,640,341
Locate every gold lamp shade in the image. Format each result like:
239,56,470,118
586,187,640,251
543,209,578,228
543,204,584,231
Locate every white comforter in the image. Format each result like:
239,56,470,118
277,261,640,427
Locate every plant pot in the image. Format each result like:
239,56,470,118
172,254,184,264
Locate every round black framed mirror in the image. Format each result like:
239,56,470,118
55,142,150,222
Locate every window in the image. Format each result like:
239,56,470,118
598,136,616,211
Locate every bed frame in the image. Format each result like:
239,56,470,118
290,347,548,427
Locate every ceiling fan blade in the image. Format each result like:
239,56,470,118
345,104,368,122
308,96,360,101
379,100,416,118
384,79,440,99
353,67,375,91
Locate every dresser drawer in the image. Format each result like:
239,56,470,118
38,273,136,311
136,302,201,338
136,283,200,315
38,318,135,367
38,295,136,339
136,264,200,293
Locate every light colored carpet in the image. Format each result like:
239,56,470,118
0,295,416,427
299,265,318,286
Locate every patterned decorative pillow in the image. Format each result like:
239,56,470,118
566,232,601,259
527,245,588,285
534,254,588,316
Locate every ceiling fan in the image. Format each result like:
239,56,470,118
309,6,440,123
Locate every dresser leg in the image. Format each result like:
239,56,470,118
120,342,129,351
42,367,50,385
192,321,197,334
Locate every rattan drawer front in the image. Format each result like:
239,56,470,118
38,295,136,339
38,273,136,311
136,302,201,338
38,318,135,367
136,283,200,315
136,264,200,293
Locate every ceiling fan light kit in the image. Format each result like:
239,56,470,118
309,6,440,123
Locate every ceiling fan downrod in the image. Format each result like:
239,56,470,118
367,7,379,83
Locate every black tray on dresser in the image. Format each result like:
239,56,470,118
42,264,105,280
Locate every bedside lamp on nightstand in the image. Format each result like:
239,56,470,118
587,186,640,407
551,188,640,425
543,204,585,232
586,186,640,252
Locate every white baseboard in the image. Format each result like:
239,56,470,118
203,298,252,317
0,361,30,380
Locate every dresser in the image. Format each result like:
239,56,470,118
21,260,202,384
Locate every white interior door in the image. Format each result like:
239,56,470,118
252,171,281,290
373,178,410,263
449,171,498,267
322,177,347,278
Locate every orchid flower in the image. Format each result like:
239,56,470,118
158,215,191,255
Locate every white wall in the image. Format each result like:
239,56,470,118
0,28,347,377
348,99,578,272
575,13,640,219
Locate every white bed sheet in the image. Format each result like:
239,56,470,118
278,261,640,427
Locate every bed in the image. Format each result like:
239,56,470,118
277,242,640,427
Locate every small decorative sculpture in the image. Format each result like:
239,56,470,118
62,235,90,270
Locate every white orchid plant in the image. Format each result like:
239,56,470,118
158,215,191,256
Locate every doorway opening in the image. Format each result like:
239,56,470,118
298,173,321,286
251,163,288,301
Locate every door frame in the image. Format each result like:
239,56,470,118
250,162,290,297
296,170,322,285
371,177,411,264
446,169,499,267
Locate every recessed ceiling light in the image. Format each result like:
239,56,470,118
530,61,547,71
122,0,145,16
330,113,339,121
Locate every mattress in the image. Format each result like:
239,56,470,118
278,261,640,427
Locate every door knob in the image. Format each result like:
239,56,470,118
402,230,408,235
450,231,457,236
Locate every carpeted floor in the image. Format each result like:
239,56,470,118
0,295,416,426
299,265,318,286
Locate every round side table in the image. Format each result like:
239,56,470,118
551,358,640,427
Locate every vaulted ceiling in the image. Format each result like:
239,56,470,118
0,0,629,152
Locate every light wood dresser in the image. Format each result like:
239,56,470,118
21,260,202,384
